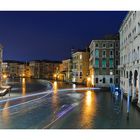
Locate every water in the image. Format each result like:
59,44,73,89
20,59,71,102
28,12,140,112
0,79,140,129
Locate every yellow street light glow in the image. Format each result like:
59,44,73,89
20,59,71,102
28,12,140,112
87,77,91,81
3,74,7,79
54,74,57,78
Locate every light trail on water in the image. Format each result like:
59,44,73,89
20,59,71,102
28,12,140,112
0,87,100,111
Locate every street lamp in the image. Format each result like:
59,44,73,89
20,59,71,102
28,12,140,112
54,74,57,80
3,74,7,79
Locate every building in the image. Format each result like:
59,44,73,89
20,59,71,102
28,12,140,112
61,59,72,82
29,60,41,78
119,11,140,105
0,44,3,86
40,60,61,80
29,60,61,79
2,60,25,78
89,35,120,87
19,62,32,78
72,49,89,84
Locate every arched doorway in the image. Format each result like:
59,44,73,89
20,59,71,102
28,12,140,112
134,70,138,101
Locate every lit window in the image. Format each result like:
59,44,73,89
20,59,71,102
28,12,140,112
80,55,82,60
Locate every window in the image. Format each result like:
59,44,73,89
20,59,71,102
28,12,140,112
102,59,106,68
116,78,119,84
110,43,113,47
116,51,118,56
110,50,113,57
102,50,106,57
103,78,106,83
116,60,118,66
116,70,119,75
80,72,82,79
109,59,114,68
110,78,113,83
95,59,99,67
103,44,106,47
96,43,98,47
96,78,98,83
80,55,82,60
95,50,99,58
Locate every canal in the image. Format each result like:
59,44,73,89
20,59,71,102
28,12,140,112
0,78,140,129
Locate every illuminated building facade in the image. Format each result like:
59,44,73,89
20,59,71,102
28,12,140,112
89,35,120,87
29,60,61,79
2,60,24,78
62,59,72,82
72,49,89,84
119,11,140,105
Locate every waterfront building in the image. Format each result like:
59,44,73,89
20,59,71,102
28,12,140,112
29,60,40,78
72,49,89,84
2,62,9,77
2,60,24,78
89,35,120,87
62,59,72,82
0,44,3,86
29,60,61,79
19,62,32,78
119,11,140,105
39,60,61,80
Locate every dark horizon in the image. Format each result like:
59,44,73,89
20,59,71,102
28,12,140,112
0,11,128,61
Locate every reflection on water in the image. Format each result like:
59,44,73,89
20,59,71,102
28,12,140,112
72,84,76,89
52,81,59,108
2,101,10,126
22,78,26,96
80,90,97,128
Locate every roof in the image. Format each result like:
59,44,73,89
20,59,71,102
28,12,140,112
29,59,62,64
119,11,131,32
3,60,25,64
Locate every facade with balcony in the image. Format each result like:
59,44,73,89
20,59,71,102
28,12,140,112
119,11,140,105
89,37,120,87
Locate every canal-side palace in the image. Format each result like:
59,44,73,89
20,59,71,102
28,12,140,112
0,11,140,102
119,11,140,106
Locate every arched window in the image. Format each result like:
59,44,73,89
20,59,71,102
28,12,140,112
110,78,113,83
103,77,106,83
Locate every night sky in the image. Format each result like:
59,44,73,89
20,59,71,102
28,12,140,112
0,11,127,61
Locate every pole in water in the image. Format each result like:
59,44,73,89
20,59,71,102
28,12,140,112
127,86,130,119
